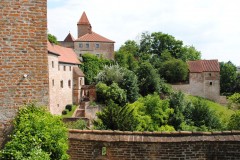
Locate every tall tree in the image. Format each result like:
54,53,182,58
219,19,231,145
220,61,237,94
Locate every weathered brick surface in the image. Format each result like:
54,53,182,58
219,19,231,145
68,130,240,160
0,0,48,147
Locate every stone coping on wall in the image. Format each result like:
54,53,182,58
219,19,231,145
69,129,240,143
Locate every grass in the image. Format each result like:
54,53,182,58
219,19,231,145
62,105,78,118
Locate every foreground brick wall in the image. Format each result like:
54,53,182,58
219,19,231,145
0,0,48,147
68,130,240,160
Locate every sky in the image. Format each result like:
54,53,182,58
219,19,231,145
47,0,240,66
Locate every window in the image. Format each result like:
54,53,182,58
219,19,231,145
209,73,212,76
79,43,83,48
52,79,54,86
210,82,213,85
68,80,71,88
60,80,63,88
79,54,82,57
64,66,66,71
58,65,60,71
96,43,100,48
52,61,54,68
86,43,89,48
69,66,72,71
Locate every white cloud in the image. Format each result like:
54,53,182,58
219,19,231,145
48,0,240,66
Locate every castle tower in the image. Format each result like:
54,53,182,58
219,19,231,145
77,12,92,38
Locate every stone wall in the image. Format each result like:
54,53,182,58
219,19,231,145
0,0,48,147
68,130,240,160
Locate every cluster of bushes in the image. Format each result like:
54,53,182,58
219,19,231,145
62,104,73,115
0,104,69,160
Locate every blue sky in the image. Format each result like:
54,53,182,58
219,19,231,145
48,0,240,66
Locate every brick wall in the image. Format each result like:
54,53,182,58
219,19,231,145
0,0,48,147
68,130,240,160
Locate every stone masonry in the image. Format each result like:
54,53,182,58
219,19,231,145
0,0,48,148
68,130,240,160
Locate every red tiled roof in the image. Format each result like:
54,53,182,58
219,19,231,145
187,60,220,73
78,11,90,25
64,33,75,42
47,41,80,64
75,32,115,43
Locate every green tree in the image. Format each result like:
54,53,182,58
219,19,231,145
179,45,201,61
184,98,222,131
220,61,237,94
0,104,69,160
48,33,58,44
136,62,161,96
96,82,127,106
159,58,188,83
228,111,240,130
80,53,111,84
96,65,139,102
228,93,240,109
127,94,174,131
93,101,137,131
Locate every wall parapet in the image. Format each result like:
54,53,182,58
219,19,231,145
69,129,240,142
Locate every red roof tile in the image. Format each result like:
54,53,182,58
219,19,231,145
78,11,90,25
64,33,75,42
75,32,115,43
187,60,220,73
47,41,80,64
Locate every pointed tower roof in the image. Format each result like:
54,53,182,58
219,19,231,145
64,32,75,42
78,11,90,25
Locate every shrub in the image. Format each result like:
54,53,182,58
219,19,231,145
0,103,69,160
65,104,72,111
65,119,87,130
62,109,68,115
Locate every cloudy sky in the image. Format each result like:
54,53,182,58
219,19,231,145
48,0,240,66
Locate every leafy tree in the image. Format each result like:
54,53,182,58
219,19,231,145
228,93,240,109
179,45,201,61
136,62,162,96
228,110,240,130
159,58,188,83
220,61,238,94
0,104,69,160
93,101,137,131
127,94,174,131
80,53,111,84
48,33,58,44
184,98,222,131
96,82,127,106
168,91,190,130
96,65,139,102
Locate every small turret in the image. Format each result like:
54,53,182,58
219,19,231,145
77,12,92,38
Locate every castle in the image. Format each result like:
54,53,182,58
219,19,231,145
59,12,115,60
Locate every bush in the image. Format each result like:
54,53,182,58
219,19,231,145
65,104,72,111
62,109,68,115
0,103,69,160
65,119,87,130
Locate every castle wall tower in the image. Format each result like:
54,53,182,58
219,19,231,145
0,0,49,148
77,11,92,38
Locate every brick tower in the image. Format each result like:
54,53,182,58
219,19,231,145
77,11,92,38
0,0,48,148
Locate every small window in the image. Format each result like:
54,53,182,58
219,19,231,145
52,61,54,68
60,80,63,88
79,54,82,57
96,44,100,48
64,66,66,71
80,78,82,85
86,43,89,48
210,82,212,85
52,79,54,86
69,66,72,71
68,80,71,88
57,104,59,107
79,43,83,48
58,65,60,71
209,73,212,76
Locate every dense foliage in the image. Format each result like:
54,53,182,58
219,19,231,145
48,33,58,44
0,104,69,160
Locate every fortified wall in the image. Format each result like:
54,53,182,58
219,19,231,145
0,0,48,147
69,130,240,160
